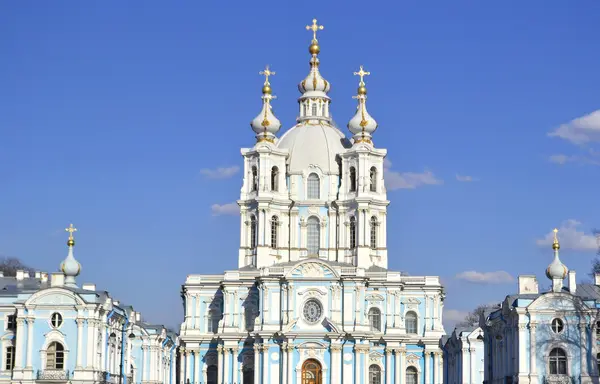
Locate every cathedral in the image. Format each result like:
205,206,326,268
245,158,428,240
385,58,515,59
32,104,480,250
178,19,446,384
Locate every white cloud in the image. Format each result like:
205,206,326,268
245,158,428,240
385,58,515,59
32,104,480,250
455,270,514,284
444,309,468,323
536,219,598,251
548,110,600,145
199,166,240,179
456,174,478,182
210,202,239,216
383,159,443,190
548,153,600,166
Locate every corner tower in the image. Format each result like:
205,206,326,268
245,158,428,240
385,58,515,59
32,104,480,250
238,19,389,270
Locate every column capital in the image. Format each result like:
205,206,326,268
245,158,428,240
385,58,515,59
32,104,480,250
261,344,269,352
385,348,394,356
529,322,538,330
330,344,343,352
76,318,85,326
253,343,262,352
16,318,26,326
217,345,224,353
26,317,35,324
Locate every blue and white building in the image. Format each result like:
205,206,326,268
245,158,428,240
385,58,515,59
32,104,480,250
443,326,485,384
0,225,178,384
482,229,600,384
178,19,446,384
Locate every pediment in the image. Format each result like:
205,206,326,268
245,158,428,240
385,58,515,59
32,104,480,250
528,293,587,312
288,261,337,279
26,289,83,307
366,294,385,302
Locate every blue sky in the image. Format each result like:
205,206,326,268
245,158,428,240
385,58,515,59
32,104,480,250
1,1,600,331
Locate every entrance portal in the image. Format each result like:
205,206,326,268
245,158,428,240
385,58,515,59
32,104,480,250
301,359,322,384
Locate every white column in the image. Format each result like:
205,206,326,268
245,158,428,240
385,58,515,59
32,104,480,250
26,317,34,368
529,323,537,376
232,347,239,384
438,352,444,384
433,352,440,384
400,347,406,384
424,296,430,332
195,349,201,384
282,344,288,384
580,323,588,376
87,319,97,369
185,295,193,329
287,345,293,384
102,326,108,371
14,318,25,369
363,348,369,384
354,347,360,383
382,348,390,384
142,347,149,381
394,349,401,384
76,318,84,368
217,346,224,384
262,344,269,384
223,348,230,384
424,351,430,384
179,350,185,384
518,324,527,377
254,344,260,384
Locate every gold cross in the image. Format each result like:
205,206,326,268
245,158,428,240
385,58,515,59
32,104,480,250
306,18,324,41
65,223,77,240
259,65,275,83
553,228,559,242
354,65,371,84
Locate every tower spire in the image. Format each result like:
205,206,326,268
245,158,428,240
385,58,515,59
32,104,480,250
348,65,378,144
251,65,281,143
61,223,81,287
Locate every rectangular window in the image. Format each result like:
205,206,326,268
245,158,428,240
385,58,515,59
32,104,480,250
6,315,16,330
5,346,14,370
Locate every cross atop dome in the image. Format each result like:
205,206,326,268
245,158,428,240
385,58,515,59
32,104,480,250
251,65,281,143
348,65,378,144
306,19,324,43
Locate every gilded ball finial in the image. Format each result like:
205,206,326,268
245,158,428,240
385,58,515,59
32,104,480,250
262,84,272,94
67,238,75,247
357,84,367,95
309,42,320,55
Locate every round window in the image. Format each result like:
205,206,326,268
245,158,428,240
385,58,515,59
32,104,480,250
551,318,564,334
50,312,63,328
303,299,323,324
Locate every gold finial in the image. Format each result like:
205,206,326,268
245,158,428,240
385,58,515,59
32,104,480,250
259,65,275,94
65,223,77,247
552,228,560,250
306,18,324,42
354,65,371,95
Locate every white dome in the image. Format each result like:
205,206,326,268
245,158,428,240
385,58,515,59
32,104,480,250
277,123,350,174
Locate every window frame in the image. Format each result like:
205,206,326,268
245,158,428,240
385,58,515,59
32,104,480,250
349,216,357,249
6,314,16,331
250,215,257,249
270,216,278,249
551,318,564,334
311,103,318,117
349,167,357,192
406,366,418,384
50,313,63,329
251,166,258,192
307,216,320,256
405,311,418,334
548,348,567,375
369,364,382,384
370,166,377,192
307,173,320,200
46,341,65,370
368,307,382,332
370,216,378,249
5,346,14,371
271,166,279,192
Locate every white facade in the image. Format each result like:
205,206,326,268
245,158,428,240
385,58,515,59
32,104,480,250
0,228,178,384
179,19,445,384
443,327,485,384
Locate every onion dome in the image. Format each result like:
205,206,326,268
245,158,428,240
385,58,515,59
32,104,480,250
348,65,378,144
546,228,568,280
250,65,281,143
61,223,81,287
298,19,331,96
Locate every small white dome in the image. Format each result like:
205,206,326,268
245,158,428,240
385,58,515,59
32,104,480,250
348,94,378,142
277,122,350,174
298,57,331,95
250,97,281,141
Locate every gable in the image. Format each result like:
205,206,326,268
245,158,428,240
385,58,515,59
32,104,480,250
289,261,337,279
26,289,83,307
527,293,588,312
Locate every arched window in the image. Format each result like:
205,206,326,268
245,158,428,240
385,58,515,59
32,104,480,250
349,167,357,192
46,342,65,369
250,216,257,248
307,173,320,199
307,217,320,256
251,166,258,191
271,166,279,191
312,103,318,116
368,308,381,331
370,167,377,192
406,311,418,334
349,216,357,249
549,348,567,375
207,365,218,384
271,216,278,248
370,216,378,249
207,310,219,333
5,346,14,370
406,367,418,384
369,365,382,384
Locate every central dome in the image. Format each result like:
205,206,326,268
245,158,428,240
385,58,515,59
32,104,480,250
277,123,350,174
